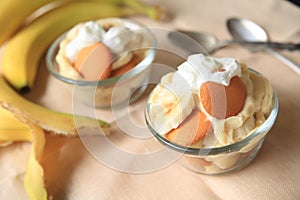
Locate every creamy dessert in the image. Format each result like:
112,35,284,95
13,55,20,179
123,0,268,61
147,54,275,173
56,18,148,81
52,18,155,107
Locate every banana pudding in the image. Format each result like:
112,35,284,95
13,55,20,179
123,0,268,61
56,18,149,81
145,53,278,174
47,18,156,107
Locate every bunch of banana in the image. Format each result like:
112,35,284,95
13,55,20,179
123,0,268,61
1,0,162,91
0,0,163,199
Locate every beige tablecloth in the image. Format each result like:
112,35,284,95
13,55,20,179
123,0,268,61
1,0,300,199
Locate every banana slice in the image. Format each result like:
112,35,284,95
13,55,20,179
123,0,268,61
148,72,195,135
112,52,133,70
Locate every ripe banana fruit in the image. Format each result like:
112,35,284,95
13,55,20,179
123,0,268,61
0,75,110,135
0,0,154,46
0,0,54,46
1,1,161,91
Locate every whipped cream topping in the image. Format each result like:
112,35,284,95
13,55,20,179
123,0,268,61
148,53,242,135
183,54,241,87
103,25,132,54
65,21,134,63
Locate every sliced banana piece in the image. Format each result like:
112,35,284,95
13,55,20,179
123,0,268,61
112,52,133,70
148,72,195,135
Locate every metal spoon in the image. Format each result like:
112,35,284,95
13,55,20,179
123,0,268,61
227,17,300,75
168,30,300,54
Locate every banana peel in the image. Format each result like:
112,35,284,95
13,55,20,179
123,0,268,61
0,75,109,199
0,106,32,141
0,106,48,199
24,121,48,200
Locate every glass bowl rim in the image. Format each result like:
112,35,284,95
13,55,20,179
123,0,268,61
145,68,279,156
46,18,157,87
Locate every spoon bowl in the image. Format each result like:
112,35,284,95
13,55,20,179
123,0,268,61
227,17,300,75
174,30,218,53
227,18,269,42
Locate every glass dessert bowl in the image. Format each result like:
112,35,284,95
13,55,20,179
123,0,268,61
145,54,279,175
46,18,156,108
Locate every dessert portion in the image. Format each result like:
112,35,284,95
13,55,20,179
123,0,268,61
147,53,275,173
56,18,148,81
53,18,155,107
148,53,273,148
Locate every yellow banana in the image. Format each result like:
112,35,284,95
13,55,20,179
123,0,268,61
0,0,54,46
0,75,110,135
1,1,161,91
0,0,161,46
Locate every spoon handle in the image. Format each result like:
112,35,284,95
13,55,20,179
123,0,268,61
266,42,300,51
236,41,300,51
267,49,300,75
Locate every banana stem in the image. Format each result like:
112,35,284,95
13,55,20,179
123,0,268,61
121,0,165,20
